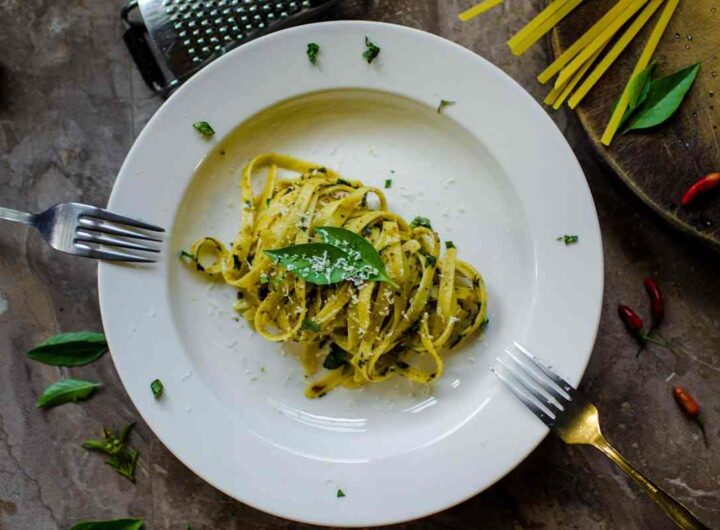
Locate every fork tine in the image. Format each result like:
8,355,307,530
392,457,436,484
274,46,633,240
84,207,164,232
492,366,556,428
504,349,569,405
75,230,160,253
74,243,157,263
78,218,163,242
513,342,576,396
497,357,562,416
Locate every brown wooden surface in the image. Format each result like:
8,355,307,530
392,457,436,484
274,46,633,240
551,0,720,248
1,1,720,529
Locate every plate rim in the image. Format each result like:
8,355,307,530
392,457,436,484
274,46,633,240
99,20,604,526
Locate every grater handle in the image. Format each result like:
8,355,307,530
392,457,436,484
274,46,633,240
122,1,168,94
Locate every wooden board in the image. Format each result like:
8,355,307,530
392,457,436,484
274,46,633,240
551,1,720,248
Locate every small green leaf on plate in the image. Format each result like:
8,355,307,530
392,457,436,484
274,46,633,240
69,519,143,530
437,99,456,113
623,63,700,132
36,378,101,408
445,241,456,249
556,235,579,245
193,121,215,137
384,179,392,189
27,332,108,367
337,488,346,498
363,36,380,64
410,216,432,229
307,42,320,65
150,379,164,398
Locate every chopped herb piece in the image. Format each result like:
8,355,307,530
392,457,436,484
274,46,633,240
384,179,392,188
69,518,144,530
557,235,579,246
419,249,436,266
396,360,410,370
192,121,215,137
83,423,139,482
337,489,346,498
410,216,432,229
363,36,381,64
323,344,349,370
390,169,395,174
260,275,270,284
337,178,353,187
150,379,164,398
437,99,456,113
307,42,320,65
481,318,490,328
179,250,195,260
302,319,321,332
445,241,456,249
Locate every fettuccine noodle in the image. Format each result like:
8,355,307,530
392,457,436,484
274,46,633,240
185,153,488,398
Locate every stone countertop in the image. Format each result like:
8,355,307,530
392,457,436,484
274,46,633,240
0,1,718,529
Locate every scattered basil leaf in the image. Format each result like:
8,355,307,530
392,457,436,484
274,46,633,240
150,379,164,398
437,99,456,113
419,249,437,266
627,60,656,111
27,332,107,367
324,344,350,370
69,519,143,530
363,36,380,64
179,250,195,260
623,63,700,132
83,423,139,482
307,42,320,65
315,226,398,288
384,179,392,189
556,235,579,245
410,216,432,229
193,121,215,137
36,378,101,408
445,241,456,249
302,319,321,332
337,488,346,498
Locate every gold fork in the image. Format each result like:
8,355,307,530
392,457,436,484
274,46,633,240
493,342,709,530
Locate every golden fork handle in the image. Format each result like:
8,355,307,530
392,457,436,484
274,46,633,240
593,436,709,530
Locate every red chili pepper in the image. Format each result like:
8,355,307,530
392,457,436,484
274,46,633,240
680,172,720,206
643,277,664,329
617,304,645,343
673,386,708,447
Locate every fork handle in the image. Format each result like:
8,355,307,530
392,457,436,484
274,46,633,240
593,437,709,530
0,206,35,225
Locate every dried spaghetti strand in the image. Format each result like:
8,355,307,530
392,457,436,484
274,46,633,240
537,0,637,84
568,0,665,108
555,0,650,88
458,0,504,21
553,41,609,109
601,0,681,145
510,0,586,56
507,0,571,49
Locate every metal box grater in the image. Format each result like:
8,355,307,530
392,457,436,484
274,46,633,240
122,0,339,96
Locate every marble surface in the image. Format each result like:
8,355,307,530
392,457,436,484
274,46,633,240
0,1,718,528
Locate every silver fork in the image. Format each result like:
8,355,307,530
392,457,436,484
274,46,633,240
0,203,164,263
493,343,709,530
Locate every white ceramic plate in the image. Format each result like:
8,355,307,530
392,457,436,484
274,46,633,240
99,21,603,527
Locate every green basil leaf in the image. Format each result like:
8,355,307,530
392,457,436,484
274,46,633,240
36,378,101,408
150,378,164,398
192,121,215,137
265,243,359,285
307,42,320,65
624,63,700,132
314,226,398,288
628,60,656,110
363,36,381,64
27,332,107,366
69,518,143,530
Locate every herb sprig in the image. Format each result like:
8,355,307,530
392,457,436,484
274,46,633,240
83,423,139,482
